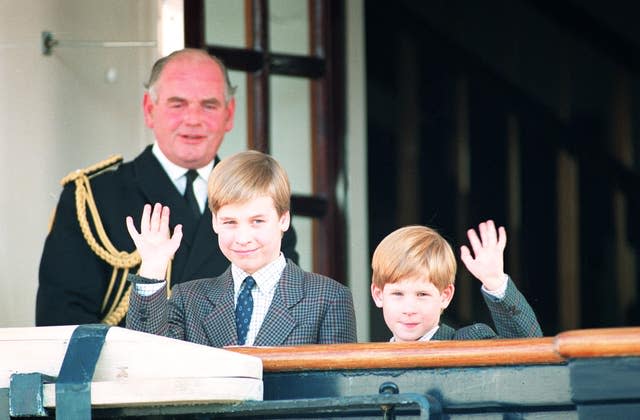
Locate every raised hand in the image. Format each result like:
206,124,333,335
126,203,183,280
459,220,507,291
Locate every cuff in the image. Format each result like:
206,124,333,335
127,273,166,297
481,274,509,300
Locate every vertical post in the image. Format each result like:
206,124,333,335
246,0,270,152
183,0,204,47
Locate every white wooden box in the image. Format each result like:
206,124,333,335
0,326,262,408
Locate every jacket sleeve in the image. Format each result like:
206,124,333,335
452,323,498,340
126,274,179,337
36,184,111,325
318,282,358,344
482,276,543,338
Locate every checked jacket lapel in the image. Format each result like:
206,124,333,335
201,270,238,347
253,262,304,346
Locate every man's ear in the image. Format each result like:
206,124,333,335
143,92,155,129
371,283,384,308
440,284,455,310
224,97,236,132
279,210,291,232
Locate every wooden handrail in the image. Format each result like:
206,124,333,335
227,327,640,372
228,338,561,372
555,327,640,358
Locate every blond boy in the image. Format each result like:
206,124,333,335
371,220,542,341
126,150,357,346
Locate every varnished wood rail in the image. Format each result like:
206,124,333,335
228,327,640,372
555,326,640,358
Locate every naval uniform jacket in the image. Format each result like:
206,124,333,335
36,145,298,326
126,260,358,346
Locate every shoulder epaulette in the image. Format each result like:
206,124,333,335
60,155,123,186
55,153,138,326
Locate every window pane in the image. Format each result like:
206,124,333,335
270,75,312,271
218,71,248,157
270,75,312,195
269,0,309,54
204,0,245,47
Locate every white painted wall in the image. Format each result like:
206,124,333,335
0,0,157,326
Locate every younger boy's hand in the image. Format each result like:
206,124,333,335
126,203,183,280
460,220,507,291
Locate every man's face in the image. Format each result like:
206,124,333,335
212,196,290,274
143,55,235,169
371,276,454,342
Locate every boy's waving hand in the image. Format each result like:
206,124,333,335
460,220,507,292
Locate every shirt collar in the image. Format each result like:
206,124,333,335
152,142,214,182
231,254,286,296
390,324,440,342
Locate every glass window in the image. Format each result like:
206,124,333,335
218,70,248,157
270,75,312,195
270,74,313,270
205,0,246,47
269,0,309,55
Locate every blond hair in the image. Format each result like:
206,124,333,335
371,225,456,291
208,150,290,216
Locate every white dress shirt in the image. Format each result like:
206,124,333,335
232,254,286,346
151,143,212,213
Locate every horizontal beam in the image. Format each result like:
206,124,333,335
291,194,327,218
205,46,325,78
229,327,640,372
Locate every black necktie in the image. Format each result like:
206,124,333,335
183,169,201,219
235,276,256,345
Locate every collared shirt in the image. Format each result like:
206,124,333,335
232,254,286,346
151,143,212,213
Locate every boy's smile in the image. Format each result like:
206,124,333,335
212,196,290,274
371,276,454,342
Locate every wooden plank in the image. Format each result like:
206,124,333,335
230,327,640,373
1,326,263,406
228,337,562,372
555,327,640,358
41,378,262,408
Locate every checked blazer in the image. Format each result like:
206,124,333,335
127,260,358,346
432,277,542,340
